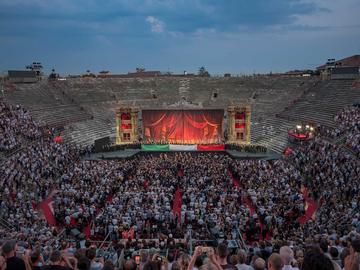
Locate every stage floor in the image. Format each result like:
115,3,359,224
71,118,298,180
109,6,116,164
83,149,280,161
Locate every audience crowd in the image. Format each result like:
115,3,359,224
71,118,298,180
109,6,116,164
320,105,360,157
0,101,42,152
0,99,360,269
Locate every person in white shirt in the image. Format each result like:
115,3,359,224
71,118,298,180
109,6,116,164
236,250,253,270
280,246,299,270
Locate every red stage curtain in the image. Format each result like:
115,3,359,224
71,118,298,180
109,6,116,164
142,110,223,144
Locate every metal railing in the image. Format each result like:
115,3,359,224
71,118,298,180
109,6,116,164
0,217,13,231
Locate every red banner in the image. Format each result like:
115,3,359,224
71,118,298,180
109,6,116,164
142,110,223,144
197,144,225,151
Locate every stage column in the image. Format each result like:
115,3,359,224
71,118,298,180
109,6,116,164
116,107,139,144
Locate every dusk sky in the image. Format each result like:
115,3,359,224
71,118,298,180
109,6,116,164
0,0,359,75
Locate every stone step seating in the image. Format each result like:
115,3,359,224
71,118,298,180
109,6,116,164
63,119,115,147
31,105,92,128
246,80,316,153
5,83,70,109
63,103,118,146
281,80,358,127
251,116,294,153
65,78,180,104
179,79,191,100
5,82,93,127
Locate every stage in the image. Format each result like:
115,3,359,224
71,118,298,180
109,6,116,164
116,106,251,146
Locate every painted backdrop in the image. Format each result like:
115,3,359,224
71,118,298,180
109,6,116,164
142,110,224,144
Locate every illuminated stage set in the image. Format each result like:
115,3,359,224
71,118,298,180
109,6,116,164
115,106,251,148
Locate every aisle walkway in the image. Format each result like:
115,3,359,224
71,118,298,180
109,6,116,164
228,169,270,241
298,187,318,224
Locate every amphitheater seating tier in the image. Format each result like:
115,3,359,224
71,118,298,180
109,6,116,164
280,80,360,128
7,76,358,153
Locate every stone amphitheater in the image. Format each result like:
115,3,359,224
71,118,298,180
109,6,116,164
3,76,360,153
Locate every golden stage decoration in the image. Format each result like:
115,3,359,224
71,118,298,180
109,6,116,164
227,105,251,144
115,107,139,144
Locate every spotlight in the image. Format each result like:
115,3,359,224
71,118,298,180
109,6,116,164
296,125,302,130
310,127,314,131
305,125,310,129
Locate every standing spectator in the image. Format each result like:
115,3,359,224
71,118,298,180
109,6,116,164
279,246,298,270
86,248,103,270
235,251,252,270
41,251,73,270
302,248,334,270
0,255,6,270
253,258,265,270
1,240,26,270
216,244,236,270
267,254,284,270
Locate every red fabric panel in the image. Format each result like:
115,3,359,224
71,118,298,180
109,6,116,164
142,110,223,144
288,130,308,139
121,113,131,120
235,112,245,120
235,123,246,129
121,123,132,130
83,224,91,239
283,147,293,156
38,196,56,226
54,136,62,143
197,144,225,151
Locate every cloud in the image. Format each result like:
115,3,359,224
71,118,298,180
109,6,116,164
146,16,165,33
293,0,360,28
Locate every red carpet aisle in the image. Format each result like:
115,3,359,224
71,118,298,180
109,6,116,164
228,169,271,241
173,188,182,224
298,187,318,225
38,190,58,226
227,169,240,189
173,168,183,224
